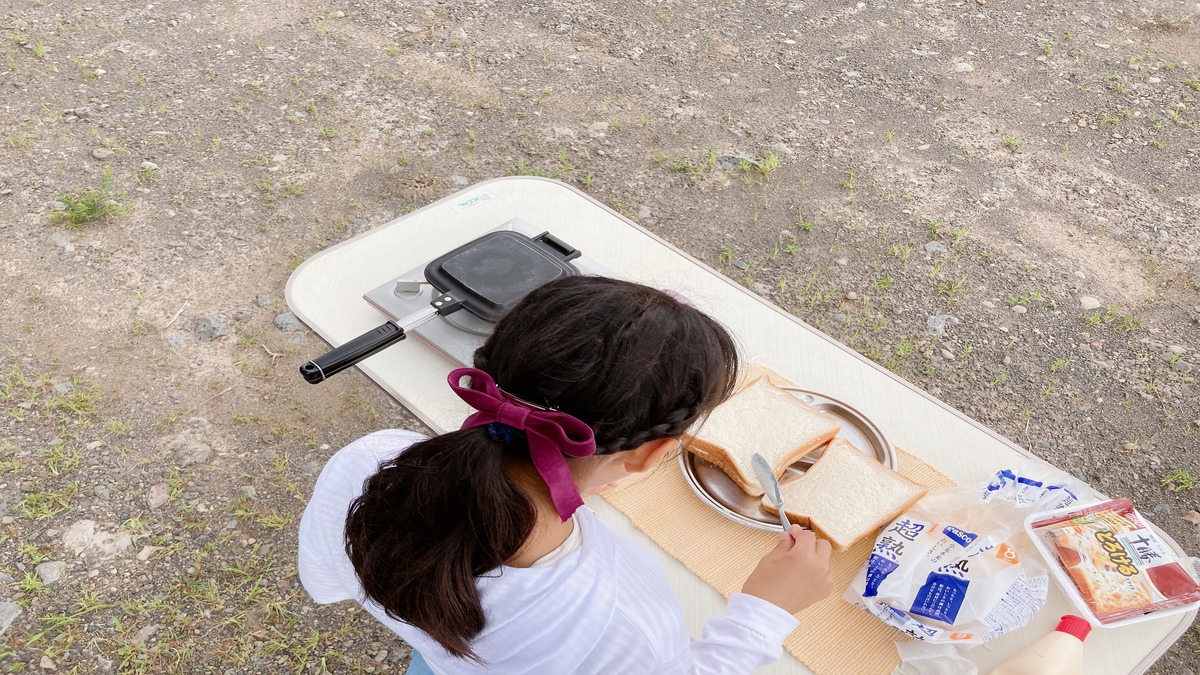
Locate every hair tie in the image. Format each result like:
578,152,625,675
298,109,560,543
485,422,522,445
448,368,596,522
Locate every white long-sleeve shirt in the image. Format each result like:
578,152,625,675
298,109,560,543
298,430,799,674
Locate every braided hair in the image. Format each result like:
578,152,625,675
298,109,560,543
344,276,739,661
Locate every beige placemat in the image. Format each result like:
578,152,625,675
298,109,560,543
601,365,957,675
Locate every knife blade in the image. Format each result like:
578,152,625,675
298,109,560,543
751,453,793,534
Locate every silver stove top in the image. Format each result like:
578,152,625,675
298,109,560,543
363,218,617,366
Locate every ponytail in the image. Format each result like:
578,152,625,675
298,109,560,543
344,276,739,660
344,427,536,660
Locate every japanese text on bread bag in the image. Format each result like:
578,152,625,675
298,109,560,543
844,466,1085,645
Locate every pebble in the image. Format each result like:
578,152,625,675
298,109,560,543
40,655,56,670
176,442,212,467
146,483,169,510
1003,355,1013,365
845,291,858,301
1137,232,1151,241
34,561,67,585
1011,305,1027,314
1168,345,1186,355
167,335,187,347
924,241,947,256
274,311,302,332
451,175,470,187
450,27,468,41
93,485,111,500
1031,188,1051,198
91,148,114,160
1078,296,1101,311
254,293,271,308
751,282,772,295
926,314,960,336
827,313,848,323
63,520,132,558
47,200,67,212
0,601,20,637
637,205,652,220
130,623,159,646
954,62,974,72
940,349,955,360
239,486,257,499
731,259,747,270
1174,361,1193,374
139,161,158,171
50,231,75,253
193,315,228,342
835,258,848,266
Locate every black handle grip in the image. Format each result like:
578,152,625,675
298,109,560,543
300,322,406,384
533,231,582,262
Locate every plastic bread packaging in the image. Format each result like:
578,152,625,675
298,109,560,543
1025,497,1200,626
844,465,1087,645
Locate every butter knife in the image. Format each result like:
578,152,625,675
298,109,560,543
751,453,793,533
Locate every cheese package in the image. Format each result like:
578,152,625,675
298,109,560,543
1029,498,1200,624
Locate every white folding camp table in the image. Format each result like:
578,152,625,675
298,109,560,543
287,176,1194,674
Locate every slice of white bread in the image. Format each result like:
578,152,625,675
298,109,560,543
685,376,841,496
762,438,927,550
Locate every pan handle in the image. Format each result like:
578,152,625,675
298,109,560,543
299,322,406,384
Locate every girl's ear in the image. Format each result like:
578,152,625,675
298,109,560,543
622,438,680,474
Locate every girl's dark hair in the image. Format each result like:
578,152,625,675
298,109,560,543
344,276,738,660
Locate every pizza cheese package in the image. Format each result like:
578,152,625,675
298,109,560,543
844,466,1085,645
1030,498,1200,624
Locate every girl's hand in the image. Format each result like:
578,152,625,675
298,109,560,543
740,525,833,615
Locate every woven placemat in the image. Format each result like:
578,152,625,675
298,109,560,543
601,365,957,675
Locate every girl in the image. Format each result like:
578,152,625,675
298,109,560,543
298,276,833,674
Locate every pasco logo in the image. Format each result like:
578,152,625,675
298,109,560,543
451,192,493,212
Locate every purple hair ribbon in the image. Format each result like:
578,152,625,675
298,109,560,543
448,368,596,522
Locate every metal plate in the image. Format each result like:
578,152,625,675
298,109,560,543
679,386,896,532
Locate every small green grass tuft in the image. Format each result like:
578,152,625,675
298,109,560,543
48,168,131,231
1162,470,1195,491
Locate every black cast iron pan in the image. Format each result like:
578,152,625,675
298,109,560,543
300,230,581,384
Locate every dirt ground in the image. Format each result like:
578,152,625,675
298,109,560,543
1,0,1198,672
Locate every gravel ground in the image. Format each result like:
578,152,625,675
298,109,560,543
0,0,1198,672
